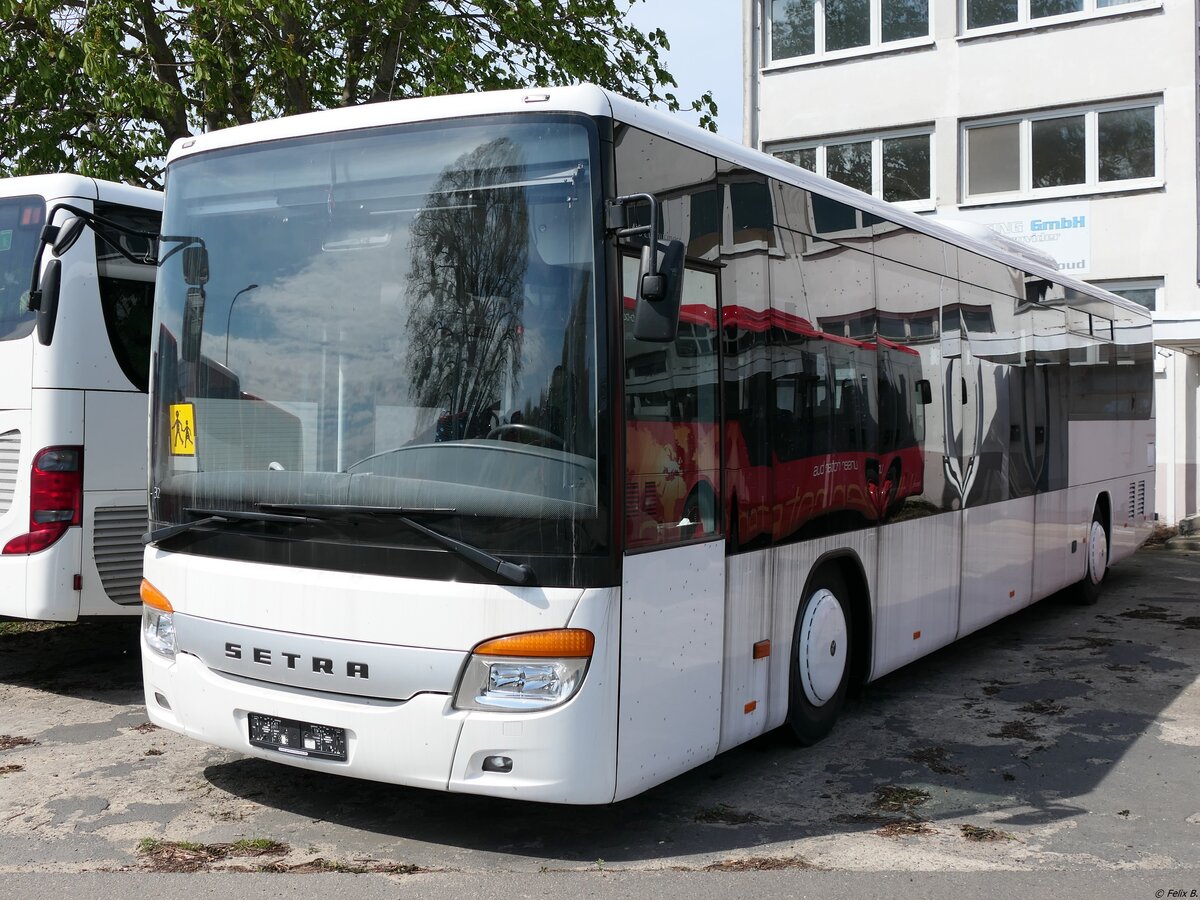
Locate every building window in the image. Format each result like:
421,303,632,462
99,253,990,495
776,146,816,172
1092,278,1162,311
962,0,1144,32
962,100,1160,201
772,130,933,207
770,0,929,62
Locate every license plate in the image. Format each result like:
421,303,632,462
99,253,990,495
248,713,347,761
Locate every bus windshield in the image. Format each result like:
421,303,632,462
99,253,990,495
150,116,607,584
0,196,43,342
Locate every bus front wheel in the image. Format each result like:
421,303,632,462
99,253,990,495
786,567,851,745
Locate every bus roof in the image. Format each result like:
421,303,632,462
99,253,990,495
164,84,1147,326
0,174,160,210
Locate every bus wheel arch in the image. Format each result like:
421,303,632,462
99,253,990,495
1075,494,1111,606
786,553,871,745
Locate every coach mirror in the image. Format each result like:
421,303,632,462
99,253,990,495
607,192,685,342
183,245,209,286
632,238,685,342
33,258,62,346
52,216,88,256
29,214,87,346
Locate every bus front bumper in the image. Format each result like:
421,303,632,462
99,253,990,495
142,633,619,804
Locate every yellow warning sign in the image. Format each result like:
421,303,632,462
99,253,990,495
169,403,197,456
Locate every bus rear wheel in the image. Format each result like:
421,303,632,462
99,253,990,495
1075,507,1109,606
787,567,852,745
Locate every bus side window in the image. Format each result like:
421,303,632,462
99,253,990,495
95,202,162,392
623,258,721,549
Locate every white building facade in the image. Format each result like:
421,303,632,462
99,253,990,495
742,0,1200,523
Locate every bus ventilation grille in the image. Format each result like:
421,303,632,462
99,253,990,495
1128,480,1146,519
0,430,20,517
93,505,147,605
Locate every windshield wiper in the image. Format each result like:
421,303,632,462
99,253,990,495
257,502,534,586
143,507,314,545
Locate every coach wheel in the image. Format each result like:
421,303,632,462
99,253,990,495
1075,508,1108,606
786,567,852,745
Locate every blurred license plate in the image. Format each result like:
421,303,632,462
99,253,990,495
248,712,346,761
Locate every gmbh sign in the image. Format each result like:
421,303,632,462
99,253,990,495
956,200,1091,275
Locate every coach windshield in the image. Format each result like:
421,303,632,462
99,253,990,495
149,116,609,587
0,196,44,342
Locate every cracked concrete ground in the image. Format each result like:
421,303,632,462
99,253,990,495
0,546,1197,878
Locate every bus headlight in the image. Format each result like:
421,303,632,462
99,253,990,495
143,608,177,659
140,578,177,659
454,629,593,712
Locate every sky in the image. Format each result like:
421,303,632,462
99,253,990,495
624,0,746,139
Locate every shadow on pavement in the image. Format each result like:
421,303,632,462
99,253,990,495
195,549,1199,864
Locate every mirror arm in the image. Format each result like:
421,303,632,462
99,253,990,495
26,211,72,301
58,204,158,265
28,202,160,305
606,192,662,287
28,203,158,280
26,240,51,309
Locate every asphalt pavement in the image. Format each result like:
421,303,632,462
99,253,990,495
1,543,1197,896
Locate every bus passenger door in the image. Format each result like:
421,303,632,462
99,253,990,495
617,256,725,800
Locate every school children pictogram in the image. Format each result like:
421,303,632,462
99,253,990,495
169,403,197,456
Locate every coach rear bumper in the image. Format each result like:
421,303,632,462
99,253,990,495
0,528,82,620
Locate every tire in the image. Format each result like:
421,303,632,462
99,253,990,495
1075,508,1109,606
786,566,853,745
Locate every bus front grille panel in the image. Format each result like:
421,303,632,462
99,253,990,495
0,430,19,516
93,505,147,605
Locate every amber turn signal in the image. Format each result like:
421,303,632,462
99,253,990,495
473,628,594,658
140,579,173,613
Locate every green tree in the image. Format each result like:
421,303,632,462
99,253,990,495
1,0,716,187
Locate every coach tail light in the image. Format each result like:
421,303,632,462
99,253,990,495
454,629,594,712
141,579,177,659
2,446,83,555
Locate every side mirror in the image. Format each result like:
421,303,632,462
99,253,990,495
52,216,88,256
35,258,62,346
182,286,205,362
183,245,209,286
633,239,685,343
608,192,685,342
26,214,86,316
916,379,932,405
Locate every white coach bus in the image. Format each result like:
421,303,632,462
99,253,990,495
140,86,1154,803
2,175,161,620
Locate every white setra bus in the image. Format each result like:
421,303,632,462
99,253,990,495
2,175,161,620
140,86,1154,803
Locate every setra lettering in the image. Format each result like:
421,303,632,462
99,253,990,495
221,640,370,679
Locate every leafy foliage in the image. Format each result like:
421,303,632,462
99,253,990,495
1,0,717,187
405,136,528,432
